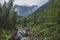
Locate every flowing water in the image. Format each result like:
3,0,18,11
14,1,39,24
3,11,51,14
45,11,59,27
16,28,30,40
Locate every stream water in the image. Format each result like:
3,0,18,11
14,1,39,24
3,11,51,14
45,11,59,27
16,28,30,40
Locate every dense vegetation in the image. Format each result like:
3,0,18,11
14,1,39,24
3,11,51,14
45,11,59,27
0,0,60,40
12,0,60,40
25,0,60,40
0,0,17,40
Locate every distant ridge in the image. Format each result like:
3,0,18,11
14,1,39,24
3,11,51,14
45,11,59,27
15,5,38,17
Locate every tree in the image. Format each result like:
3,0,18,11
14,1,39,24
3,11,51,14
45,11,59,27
0,0,17,29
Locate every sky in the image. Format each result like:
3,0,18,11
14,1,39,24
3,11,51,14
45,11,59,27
0,0,49,7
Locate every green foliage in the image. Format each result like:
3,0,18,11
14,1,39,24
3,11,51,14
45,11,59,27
17,17,28,27
0,0,17,29
26,0,60,40
0,0,60,40
0,0,17,40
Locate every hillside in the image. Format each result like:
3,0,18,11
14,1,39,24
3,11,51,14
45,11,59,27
26,0,60,40
15,5,38,17
0,0,60,40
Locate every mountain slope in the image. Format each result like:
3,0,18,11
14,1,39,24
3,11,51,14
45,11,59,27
15,5,38,17
26,0,60,40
